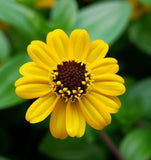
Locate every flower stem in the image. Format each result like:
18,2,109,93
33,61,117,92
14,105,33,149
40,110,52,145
100,131,124,160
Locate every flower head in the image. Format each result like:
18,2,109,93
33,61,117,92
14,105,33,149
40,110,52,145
35,0,55,9
128,0,151,20
0,20,9,31
15,29,125,139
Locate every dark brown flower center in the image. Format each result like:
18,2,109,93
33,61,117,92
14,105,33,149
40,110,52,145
51,61,91,101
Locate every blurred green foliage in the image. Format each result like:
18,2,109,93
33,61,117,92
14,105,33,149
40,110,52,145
120,128,151,160
0,0,151,159
0,31,10,62
0,157,10,160
74,1,131,44
129,13,151,55
39,133,107,160
138,0,151,6
51,0,78,31
0,53,29,109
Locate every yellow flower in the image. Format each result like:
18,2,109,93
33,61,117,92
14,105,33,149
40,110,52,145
128,0,151,20
0,20,9,31
35,0,55,9
15,29,125,139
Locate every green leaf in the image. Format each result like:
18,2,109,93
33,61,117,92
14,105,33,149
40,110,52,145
138,0,151,6
39,133,106,160
127,78,151,118
120,128,151,160
128,13,151,55
112,77,144,132
115,96,144,132
0,0,49,38
17,0,37,6
0,157,10,160
51,0,78,31
74,1,132,44
7,28,32,53
0,31,11,62
85,125,99,144
0,52,30,109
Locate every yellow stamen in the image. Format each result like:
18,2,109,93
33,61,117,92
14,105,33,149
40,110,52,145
80,90,83,93
86,77,89,82
59,90,63,93
63,88,68,92
67,90,71,95
54,72,58,76
72,90,77,94
57,81,61,85
82,81,86,85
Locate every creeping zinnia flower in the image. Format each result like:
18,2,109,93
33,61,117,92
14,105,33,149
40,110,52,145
128,0,151,20
15,29,125,139
0,20,9,31
35,0,55,9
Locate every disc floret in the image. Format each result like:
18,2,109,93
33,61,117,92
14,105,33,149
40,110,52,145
50,60,91,101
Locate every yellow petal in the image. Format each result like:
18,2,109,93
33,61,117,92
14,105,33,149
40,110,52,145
92,72,125,97
90,58,119,75
15,83,51,99
66,101,86,138
46,29,70,60
69,29,90,61
86,40,109,64
19,62,49,77
90,91,121,113
93,81,126,96
86,94,111,123
79,95,111,130
50,98,68,139
31,40,60,63
26,93,58,123
36,0,55,9
92,74,124,83
15,76,49,86
27,44,56,71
